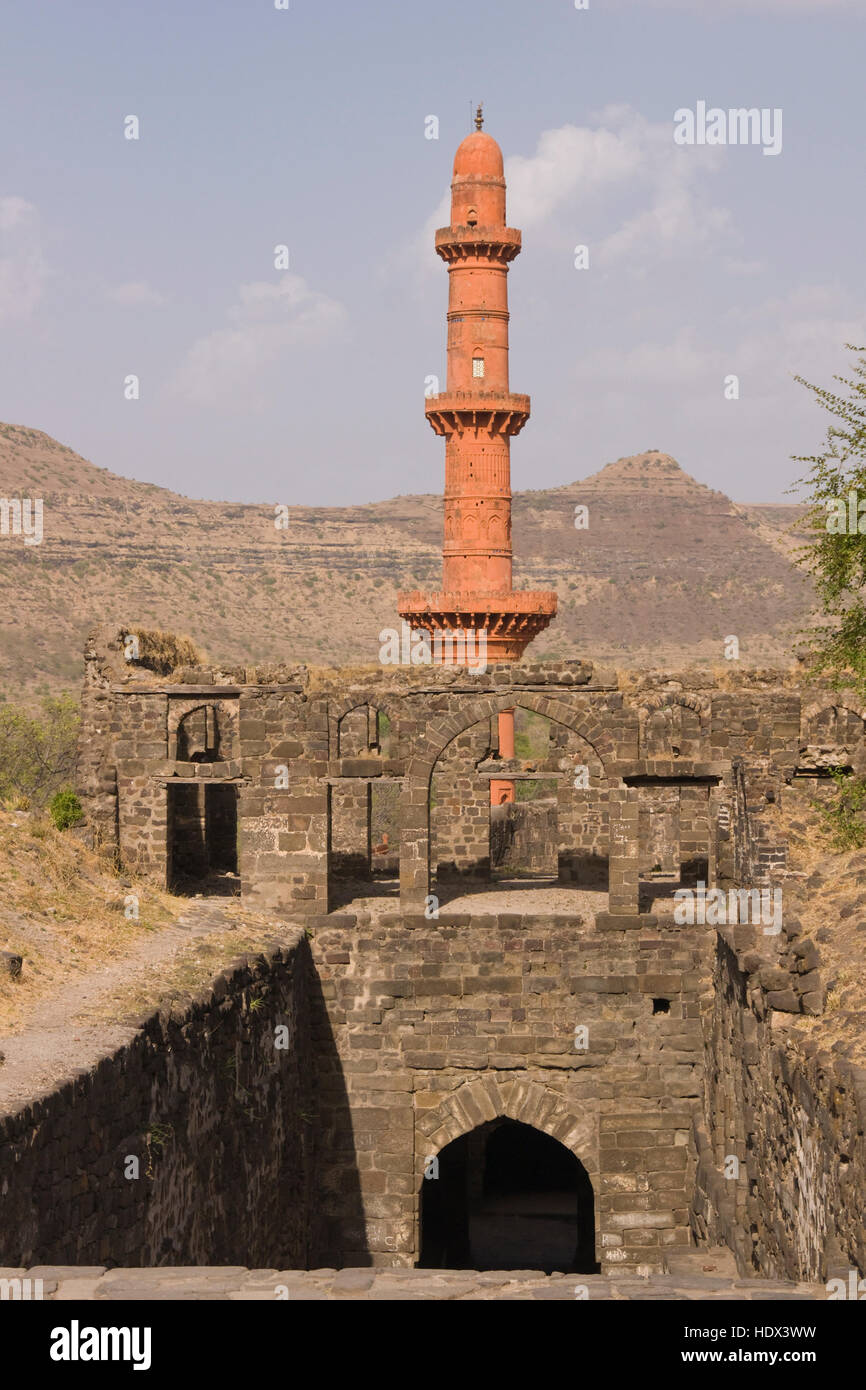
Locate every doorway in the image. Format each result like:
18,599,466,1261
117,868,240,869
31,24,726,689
418,1118,597,1273
167,782,240,895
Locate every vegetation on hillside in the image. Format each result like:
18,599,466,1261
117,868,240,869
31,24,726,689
813,767,866,851
791,344,866,696
0,695,80,808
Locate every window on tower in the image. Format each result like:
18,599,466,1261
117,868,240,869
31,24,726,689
472,357,485,379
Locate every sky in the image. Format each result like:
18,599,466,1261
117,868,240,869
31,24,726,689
1,0,864,506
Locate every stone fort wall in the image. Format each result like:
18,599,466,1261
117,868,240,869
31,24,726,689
0,921,862,1281
309,908,711,1272
78,628,866,916
0,936,314,1268
37,628,866,1278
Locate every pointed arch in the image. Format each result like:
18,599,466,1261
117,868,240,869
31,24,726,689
414,1077,597,1181
328,695,403,760
399,693,617,907
801,699,866,746
636,692,708,758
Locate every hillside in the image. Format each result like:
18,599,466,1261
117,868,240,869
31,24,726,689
0,423,812,699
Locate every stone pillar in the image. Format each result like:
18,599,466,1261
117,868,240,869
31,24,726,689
707,786,721,885
400,773,431,913
490,707,516,806
607,788,640,916
639,787,680,876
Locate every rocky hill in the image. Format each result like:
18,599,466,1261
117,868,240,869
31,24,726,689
0,422,811,699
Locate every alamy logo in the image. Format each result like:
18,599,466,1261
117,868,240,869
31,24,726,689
825,491,866,534
674,102,782,157
826,1270,866,1300
0,497,43,545
49,1320,152,1371
0,1277,43,1300
674,881,782,934
379,621,487,674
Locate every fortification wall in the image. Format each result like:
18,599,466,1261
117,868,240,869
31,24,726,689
0,935,314,1268
79,630,866,917
693,931,866,1282
309,909,712,1273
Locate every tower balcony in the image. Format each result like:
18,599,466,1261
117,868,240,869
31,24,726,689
425,391,530,437
435,226,522,264
396,589,558,663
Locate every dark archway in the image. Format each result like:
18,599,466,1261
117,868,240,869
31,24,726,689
418,1118,597,1273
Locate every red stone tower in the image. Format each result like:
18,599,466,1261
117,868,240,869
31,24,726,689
398,109,557,799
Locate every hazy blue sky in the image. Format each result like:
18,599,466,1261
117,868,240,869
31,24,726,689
1,0,864,504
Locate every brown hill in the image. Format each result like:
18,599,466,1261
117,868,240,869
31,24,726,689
0,425,812,699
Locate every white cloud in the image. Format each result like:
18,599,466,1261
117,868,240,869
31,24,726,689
572,284,865,409
108,280,167,307
406,108,735,282
509,108,734,268
0,196,49,319
170,272,347,406
505,114,644,230
560,285,865,501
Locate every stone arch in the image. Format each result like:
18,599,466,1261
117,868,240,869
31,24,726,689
329,696,402,759
639,691,708,718
636,691,708,758
170,699,238,762
405,693,616,784
399,693,616,906
800,699,866,746
415,1077,597,1183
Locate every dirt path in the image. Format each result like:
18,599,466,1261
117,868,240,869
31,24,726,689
0,902,269,1115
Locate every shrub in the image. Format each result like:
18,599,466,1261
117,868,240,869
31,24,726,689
790,345,866,695
813,767,866,850
49,788,83,831
0,695,80,806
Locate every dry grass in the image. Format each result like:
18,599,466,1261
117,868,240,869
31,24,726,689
0,808,178,1031
126,626,202,675
306,661,383,693
88,918,297,1028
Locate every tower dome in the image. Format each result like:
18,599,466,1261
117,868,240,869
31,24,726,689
452,130,504,179
450,112,506,227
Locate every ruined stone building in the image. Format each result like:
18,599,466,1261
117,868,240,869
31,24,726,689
1,120,864,1289
41,628,860,1280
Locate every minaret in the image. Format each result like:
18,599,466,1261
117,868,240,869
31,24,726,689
398,109,557,799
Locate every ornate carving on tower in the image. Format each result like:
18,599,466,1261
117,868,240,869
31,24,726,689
398,112,557,664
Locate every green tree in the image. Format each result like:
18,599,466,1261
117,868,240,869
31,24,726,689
790,345,866,694
0,695,81,806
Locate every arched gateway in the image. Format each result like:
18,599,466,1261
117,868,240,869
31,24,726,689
419,1120,597,1273
414,1077,599,1270
399,693,617,909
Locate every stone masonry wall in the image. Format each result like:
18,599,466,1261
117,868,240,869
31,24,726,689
80,630,866,920
692,931,866,1282
493,797,559,873
309,909,712,1273
0,935,314,1268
